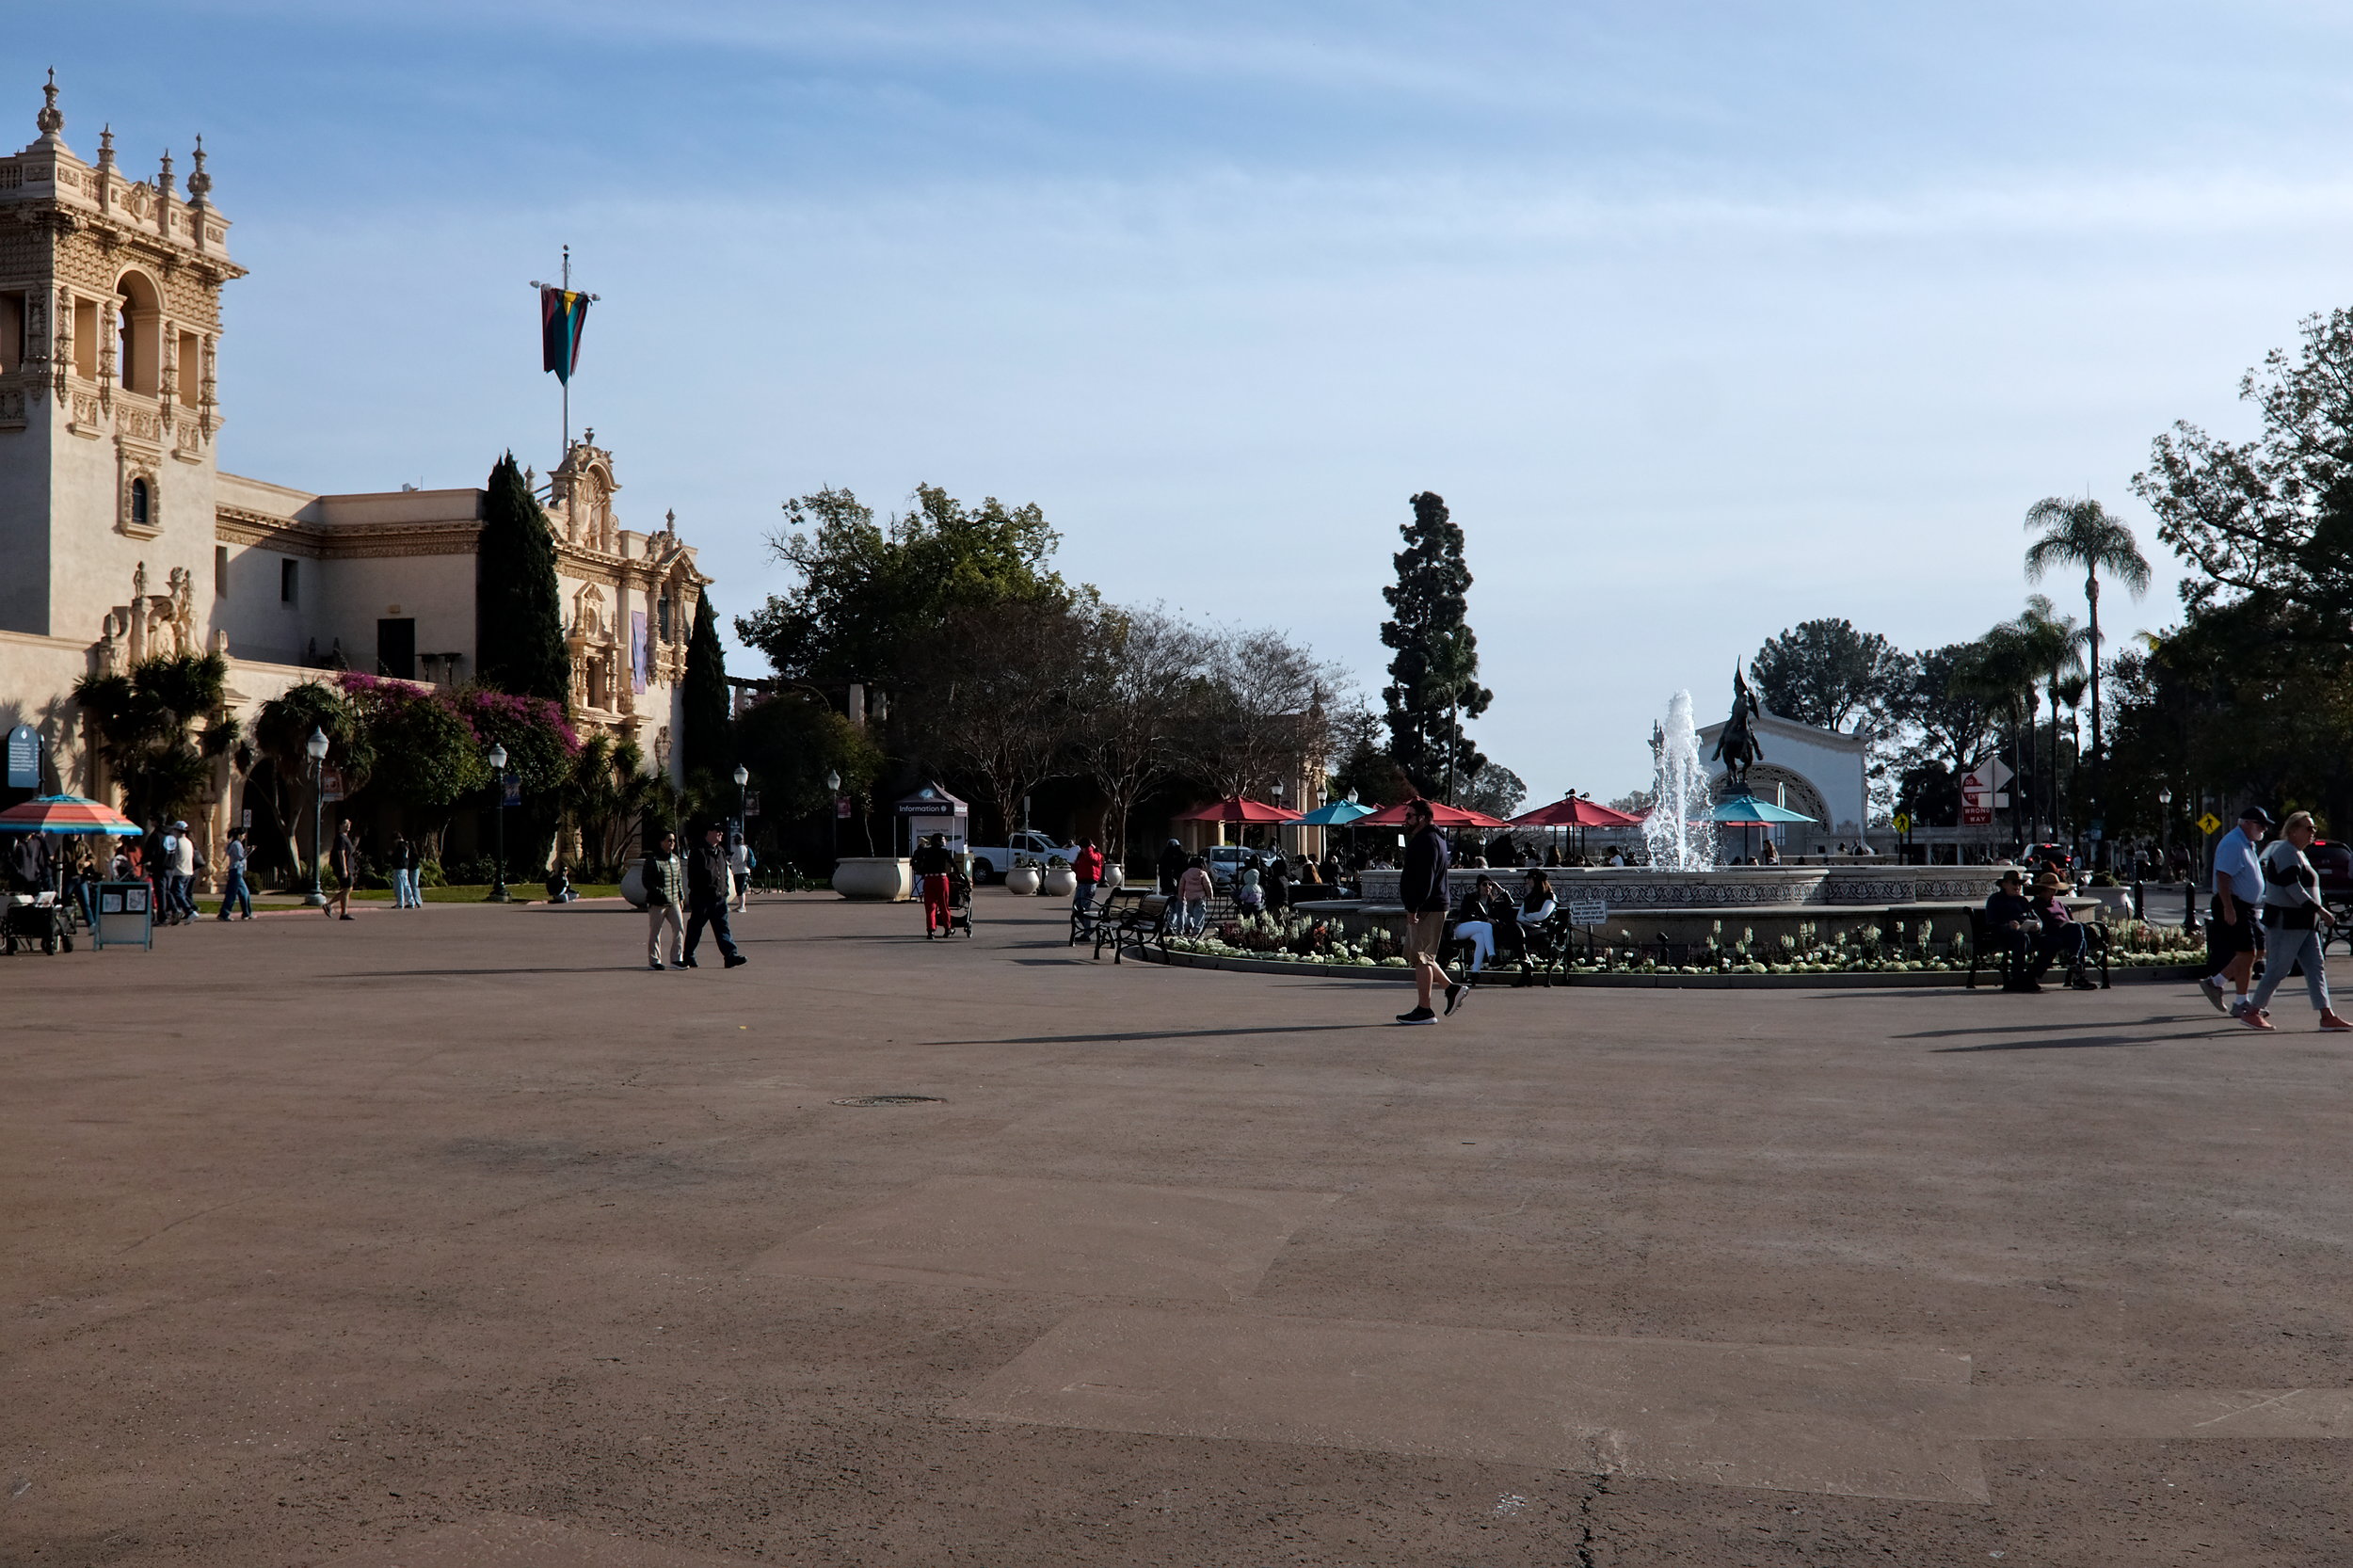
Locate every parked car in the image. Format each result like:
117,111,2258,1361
965,832,1081,883
1206,844,1283,890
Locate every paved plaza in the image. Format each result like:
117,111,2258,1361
5,892,2350,1566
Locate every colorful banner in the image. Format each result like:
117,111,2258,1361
631,611,648,694
539,287,590,383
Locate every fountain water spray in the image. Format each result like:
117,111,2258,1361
1643,690,1718,872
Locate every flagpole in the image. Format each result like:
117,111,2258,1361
529,249,597,469
560,245,570,453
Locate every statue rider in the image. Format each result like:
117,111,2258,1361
1712,668,1764,790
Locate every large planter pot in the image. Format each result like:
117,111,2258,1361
619,857,648,909
833,856,914,902
1041,867,1078,898
1103,865,1126,893
1005,865,1042,896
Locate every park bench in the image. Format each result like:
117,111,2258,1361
1093,889,1173,964
1966,906,2110,990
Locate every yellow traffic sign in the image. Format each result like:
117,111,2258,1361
1891,812,1912,833
2197,811,2223,836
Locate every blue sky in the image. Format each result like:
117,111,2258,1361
25,3,2353,797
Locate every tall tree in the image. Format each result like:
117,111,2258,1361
1749,619,1909,732
2015,596,2087,840
251,680,372,878
1949,623,2047,847
680,591,732,781
2023,495,2152,822
1379,491,1490,799
736,485,1076,688
1175,625,1345,802
904,602,1087,847
1065,605,1211,861
475,452,570,705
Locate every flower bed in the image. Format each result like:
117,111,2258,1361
1158,912,2207,980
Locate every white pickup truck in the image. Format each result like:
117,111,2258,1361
965,831,1083,883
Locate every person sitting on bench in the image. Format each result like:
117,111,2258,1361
1450,875,1514,977
2027,870,2098,990
1984,870,2041,992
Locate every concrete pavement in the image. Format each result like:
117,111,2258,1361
4,888,2348,1564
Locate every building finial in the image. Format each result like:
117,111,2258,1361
186,134,210,201
157,148,175,199
35,68,63,138
97,122,115,173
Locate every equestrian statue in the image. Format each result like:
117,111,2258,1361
1712,668,1765,790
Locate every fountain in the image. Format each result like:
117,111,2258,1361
1643,690,1716,872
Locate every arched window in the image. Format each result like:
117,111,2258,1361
114,272,162,395
130,477,151,528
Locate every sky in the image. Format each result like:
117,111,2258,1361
24,3,2353,799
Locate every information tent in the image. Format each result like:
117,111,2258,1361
93,880,154,951
893,784,969,856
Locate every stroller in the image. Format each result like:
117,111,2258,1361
939,869,974,938
3,890,74,955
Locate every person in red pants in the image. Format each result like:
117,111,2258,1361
912,833,954,936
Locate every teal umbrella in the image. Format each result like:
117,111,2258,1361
1287,799,1373,826
1711,793,1816,824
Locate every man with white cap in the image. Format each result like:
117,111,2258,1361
163,820,197,925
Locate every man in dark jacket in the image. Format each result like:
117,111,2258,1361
1398,798,1461,1022
681,822,747,969
1158,838,1189,895
1983,869,2039,992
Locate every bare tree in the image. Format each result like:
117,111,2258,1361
1066,604,1210,860
1173,624,1347,801
907,603,1086,847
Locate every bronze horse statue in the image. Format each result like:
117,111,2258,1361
1712,669,1764,789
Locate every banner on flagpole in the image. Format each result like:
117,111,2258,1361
540,287,590,383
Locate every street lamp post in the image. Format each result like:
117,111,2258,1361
825,768,841,865
303,727,329,907
486,743,511,903
1271,778,1286,859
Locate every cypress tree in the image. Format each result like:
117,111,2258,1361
1379,490,1491,799
475,452,570,705
680,591,733,779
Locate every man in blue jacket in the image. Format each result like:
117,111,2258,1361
1398,798,1463,1023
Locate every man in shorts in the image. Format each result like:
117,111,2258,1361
2201,805,2272,1016
1397,798,1463,1023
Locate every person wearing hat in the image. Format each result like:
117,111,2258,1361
911,831,956,936
2200,805,2274,1016
1983,869,2041,991
2240,810,2349,1032
164,819,197,925
680,821,746,969
2026,870,2098,990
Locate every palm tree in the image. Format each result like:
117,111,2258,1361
1949,624,2044,849
2023,497,2152,832
2014,596,2085,843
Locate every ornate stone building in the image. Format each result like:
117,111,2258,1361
0,77,709,860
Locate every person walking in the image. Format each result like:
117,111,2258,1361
328,819,357,920
681,821,747,969
2199,806,2273,1016
390,833,423,909
1071,836,1105,919
644,829,686,968
216,827,254,920
1176,855,1213,936
1398,798,1462,1022
1158,838,1190,896
728,831,752,912
2240,811,2349,1032
912,832,955,936
164,820,198,924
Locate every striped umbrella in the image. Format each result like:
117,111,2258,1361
0,794,144,836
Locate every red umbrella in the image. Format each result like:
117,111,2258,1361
1171,796,1294,824
1351,799,1513,830
1509,796,1641,828
0,794,142,836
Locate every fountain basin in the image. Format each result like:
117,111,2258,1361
1355,863,2011,910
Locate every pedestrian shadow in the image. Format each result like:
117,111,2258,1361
922,1023,1387,1047
320,966,622,979
1932,1033,2198,1052
1898,1016,2193,1039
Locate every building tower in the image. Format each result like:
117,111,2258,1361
0,72,244,650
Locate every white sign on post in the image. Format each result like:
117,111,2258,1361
1568,899,1608,925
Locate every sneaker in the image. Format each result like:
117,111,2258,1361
2199,975,2229,1014
2229,998,2252,1018
1394,1006,1437,1024
2240,1008,2277,1032
1443,983,1467,1016
648,959,664,970
338,914,356,921
2320,1012,2352,1032
677,956,698,969
2069,971,2100,992
723,953,748,968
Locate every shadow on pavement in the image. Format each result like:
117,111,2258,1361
925,1023,1388,1047
1898,1016,2193,1039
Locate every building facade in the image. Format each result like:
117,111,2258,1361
0,77,707,868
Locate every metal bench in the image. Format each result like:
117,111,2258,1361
1094,890,1173,964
